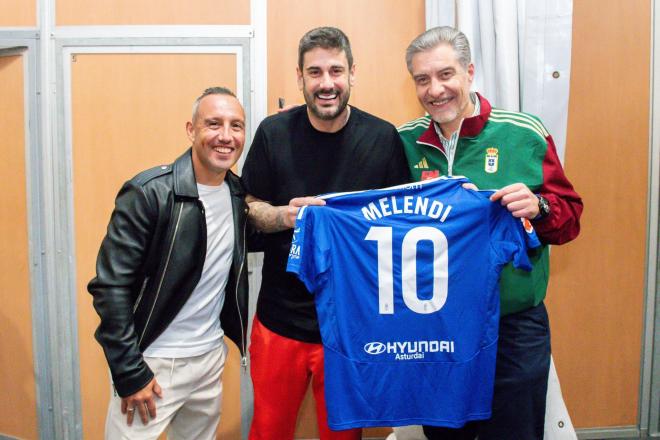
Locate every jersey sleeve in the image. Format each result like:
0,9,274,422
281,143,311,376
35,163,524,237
240,123,274,202
286,206,330,294
488,202,540,271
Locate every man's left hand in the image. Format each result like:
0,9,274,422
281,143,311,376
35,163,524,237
490,183,540,219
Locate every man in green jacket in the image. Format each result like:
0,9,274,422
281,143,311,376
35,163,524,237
399,26,583,439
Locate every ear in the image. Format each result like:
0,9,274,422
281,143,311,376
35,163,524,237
186,121,195,142
349,63,356,87
296,66,303,91
467,63,475,83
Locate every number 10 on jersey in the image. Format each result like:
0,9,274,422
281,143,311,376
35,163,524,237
365,226,448,315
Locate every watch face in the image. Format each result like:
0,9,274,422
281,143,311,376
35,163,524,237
538,196,550,217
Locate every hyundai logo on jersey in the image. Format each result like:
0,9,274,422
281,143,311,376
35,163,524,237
363,342,386,355
364,340,456,359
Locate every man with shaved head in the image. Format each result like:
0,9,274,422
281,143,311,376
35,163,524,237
89,87,251,439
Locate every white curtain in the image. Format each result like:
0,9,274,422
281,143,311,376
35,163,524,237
426,0,573,162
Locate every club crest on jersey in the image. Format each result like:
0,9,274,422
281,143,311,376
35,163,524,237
484,147,499,173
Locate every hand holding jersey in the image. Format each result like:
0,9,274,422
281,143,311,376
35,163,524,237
463,182,542,220
490,183,541,220
286,197,326,227
245,194,326,232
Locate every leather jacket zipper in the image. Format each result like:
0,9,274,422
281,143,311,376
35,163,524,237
237,215,248,369
133,277,149,313
138,202,184,347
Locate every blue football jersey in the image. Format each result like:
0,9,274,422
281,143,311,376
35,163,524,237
286,176,540,429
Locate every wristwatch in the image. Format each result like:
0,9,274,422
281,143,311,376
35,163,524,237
536,195,551,220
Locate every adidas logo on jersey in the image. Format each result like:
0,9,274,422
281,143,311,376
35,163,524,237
413,157,429,169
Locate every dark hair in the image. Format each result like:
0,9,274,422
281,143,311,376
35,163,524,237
192,86,236,121
298,27,353,70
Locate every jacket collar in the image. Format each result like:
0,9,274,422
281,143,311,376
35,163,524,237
417,93,492,149
173,149,198,198
172,148,246,198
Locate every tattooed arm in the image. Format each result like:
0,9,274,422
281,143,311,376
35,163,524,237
246,194,325,233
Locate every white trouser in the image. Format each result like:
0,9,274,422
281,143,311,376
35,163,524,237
105,343,227,440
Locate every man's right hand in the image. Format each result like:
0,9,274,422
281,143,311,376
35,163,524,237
121,377,162,426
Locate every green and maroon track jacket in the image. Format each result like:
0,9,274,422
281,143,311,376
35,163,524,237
398,94,582,315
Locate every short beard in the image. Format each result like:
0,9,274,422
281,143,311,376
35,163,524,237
430,96,470,125
432,110,459,125
304,88,350,121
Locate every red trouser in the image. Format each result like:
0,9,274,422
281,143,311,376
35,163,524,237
249,316,362,440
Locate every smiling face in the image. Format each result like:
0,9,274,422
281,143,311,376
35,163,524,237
297,47,355,130
410,43,475,137
186,93,245,185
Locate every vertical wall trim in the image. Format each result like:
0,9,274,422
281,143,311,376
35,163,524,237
246,0,267,167
52,32,85,440
24,37,58,440
644,1,660,437
37,0,85,436
243,4,268,438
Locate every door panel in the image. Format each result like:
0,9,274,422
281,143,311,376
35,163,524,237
0,0,35,26
546,0,650,427
0,53,38,440
57,0,249,26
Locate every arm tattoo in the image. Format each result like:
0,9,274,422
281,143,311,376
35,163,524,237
246,197,289,233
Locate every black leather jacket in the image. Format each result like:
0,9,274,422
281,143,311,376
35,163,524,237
88,149,249,397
